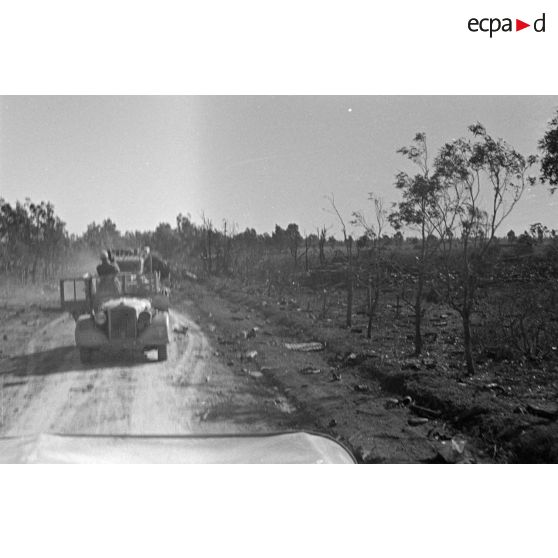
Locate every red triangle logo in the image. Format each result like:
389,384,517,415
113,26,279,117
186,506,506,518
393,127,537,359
516,19,530,31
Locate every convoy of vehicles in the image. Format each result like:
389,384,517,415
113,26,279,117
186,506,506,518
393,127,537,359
60,248,171,363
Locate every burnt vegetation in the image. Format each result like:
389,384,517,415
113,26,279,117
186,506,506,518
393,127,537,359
2,114,558,461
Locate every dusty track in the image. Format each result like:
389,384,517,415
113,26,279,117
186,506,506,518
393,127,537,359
0,309,302,437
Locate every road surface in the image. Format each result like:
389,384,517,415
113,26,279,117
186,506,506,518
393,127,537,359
0,309,300,437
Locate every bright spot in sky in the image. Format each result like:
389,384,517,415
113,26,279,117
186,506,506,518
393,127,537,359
348,108,352,112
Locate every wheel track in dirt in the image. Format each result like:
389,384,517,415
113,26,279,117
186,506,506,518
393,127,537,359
1,308,299,437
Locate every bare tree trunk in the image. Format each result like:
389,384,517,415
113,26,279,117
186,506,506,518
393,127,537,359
207,228,213,276
346,237,353,328
414,274,423,356
462,308,475,375
413,221,427,356
318,227,326,265
367,276,373,339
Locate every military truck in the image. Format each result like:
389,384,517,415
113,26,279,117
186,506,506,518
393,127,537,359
60,248,171,364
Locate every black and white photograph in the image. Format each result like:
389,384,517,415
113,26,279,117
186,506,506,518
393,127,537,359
1,95,557,464
1,2,556,557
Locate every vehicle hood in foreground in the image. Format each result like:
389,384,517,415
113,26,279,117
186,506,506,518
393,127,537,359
0,432,356,464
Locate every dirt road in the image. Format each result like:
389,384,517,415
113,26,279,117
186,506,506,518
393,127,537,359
0,309,303,437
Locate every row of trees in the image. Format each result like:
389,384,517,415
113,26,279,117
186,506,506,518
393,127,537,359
0,199,68,282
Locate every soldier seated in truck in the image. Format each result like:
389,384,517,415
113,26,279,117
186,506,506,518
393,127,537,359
143,247,171,285
97,250,120,277
95,250,121,305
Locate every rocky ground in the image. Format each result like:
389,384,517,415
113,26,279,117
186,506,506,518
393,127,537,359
178,276,558,463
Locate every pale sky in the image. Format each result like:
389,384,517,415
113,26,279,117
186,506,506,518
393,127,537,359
1,96,557,237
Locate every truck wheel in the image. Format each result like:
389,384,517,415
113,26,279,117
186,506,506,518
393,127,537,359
79,348,92,364
157,345,168,362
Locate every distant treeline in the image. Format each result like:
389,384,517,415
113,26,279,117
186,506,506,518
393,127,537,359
1,195,557,287
0,199,340,283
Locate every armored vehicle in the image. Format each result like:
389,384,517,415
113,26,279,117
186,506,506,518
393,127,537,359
60,248,171,363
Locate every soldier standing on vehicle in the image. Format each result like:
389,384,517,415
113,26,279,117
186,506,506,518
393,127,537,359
97,250,120,277
143,248,171,280
95,250,121,305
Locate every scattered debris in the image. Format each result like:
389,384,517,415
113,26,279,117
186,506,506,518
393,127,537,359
299,366,322,375
208,324,216,333
451,436,467,454
401,359,421,371
481,382,507,395
408,417,429,426
247,370,263,378
328,419,337,428
285,342,324,352
384,398,400,409
400,395,414,406
353,446,375,463
427,428,452,441
353,384,370,393
247,327,259,338
244,350,258,361
410,403,442,419
437,436,470,463
345,352,360,365
330,371,342,382
525,403,558,420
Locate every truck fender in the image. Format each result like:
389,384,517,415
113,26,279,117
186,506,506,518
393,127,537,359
139,311,170,345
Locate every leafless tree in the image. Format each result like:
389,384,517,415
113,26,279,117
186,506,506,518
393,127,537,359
352,194,388,338
326,194,353,327
201,211,214,276
317,225,329,265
